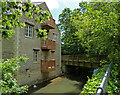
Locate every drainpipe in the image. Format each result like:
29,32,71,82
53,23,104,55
16,26,19,57
60,35,61,73
0,1,2,59
0,2,2,91
0,37,2,59
0,33,2,84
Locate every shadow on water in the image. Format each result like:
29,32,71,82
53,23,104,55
21,80,52,95
22,66,94,95
65,65,93,80
63,65,94,94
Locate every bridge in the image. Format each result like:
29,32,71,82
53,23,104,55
62,55,108,68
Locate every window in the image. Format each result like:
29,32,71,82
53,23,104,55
53,33,57,41
33,51,38,62
25,23,34,37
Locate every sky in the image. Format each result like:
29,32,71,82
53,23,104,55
31,0,89,24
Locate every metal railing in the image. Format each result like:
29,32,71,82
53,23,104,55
96,63,112,95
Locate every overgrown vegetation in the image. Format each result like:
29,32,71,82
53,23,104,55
0,57,28,94
58,1,120,94
81,64,108,94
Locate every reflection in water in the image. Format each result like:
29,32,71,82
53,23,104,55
28,76,84,94
23,66,93,95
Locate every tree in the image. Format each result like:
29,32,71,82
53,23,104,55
0,1,50,94
58,8,85,55
1,1,50,39
71,2,120,93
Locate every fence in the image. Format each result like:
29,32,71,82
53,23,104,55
96,63,112,95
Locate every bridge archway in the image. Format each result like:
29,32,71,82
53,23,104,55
64,65,94,80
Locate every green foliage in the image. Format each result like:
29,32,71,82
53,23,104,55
1,1,50,39
108,63,120,94
58,8,85,55
72,2,120,55
81,63,120,94
0,57,28,94
81,64,108,94
70,1,120,94
35,28,47,40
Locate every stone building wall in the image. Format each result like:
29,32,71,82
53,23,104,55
1,2,61,86
15,2,61,86
2,31,17,60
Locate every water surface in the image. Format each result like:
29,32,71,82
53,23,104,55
27,75,87,95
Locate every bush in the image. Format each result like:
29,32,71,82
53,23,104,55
81,64,108,94
0,57,28,94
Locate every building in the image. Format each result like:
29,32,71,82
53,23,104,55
1,2,61,86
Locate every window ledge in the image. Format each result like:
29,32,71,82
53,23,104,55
51,50,55,52
33,48,40,51
25,36,33,39
33,62,39,64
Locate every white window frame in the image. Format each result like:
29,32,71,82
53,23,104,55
33,51,38,62
25,23,34,38
53,33,57,41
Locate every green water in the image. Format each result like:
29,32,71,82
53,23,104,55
34,78,82,93
27,75,87,95
25,66,93,95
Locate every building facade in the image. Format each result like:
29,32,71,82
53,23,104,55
1,2,61,86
